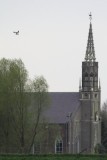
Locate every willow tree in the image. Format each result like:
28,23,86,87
0,58,29,153
0,58,49,153
9,59,29,153
28,76,49,153
0,58,12,152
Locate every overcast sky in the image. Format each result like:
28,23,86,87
0,0,107,104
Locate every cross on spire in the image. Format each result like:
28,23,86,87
89,12,92,22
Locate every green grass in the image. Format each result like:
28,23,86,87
0,154,107,160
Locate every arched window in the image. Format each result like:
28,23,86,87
94,73,97,81
55,139,63,153
85,72,88,81
90,72,93,81
90,72,93,76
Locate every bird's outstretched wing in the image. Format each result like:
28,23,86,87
13,31,19,35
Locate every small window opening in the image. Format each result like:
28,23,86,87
55,139,63,153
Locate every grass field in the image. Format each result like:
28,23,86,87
0,155,107,160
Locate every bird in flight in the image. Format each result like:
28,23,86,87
13,30,19,35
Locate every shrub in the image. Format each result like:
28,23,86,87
94,143,106,154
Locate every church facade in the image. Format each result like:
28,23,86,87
35,18,101,154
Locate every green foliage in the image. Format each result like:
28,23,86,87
33,76,48,92
94,143,106,154
27,76,49,153
0,58,49,154
0,58,28,153
101,102,107,153
34,124,61,154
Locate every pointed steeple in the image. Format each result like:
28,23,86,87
85,13,96,62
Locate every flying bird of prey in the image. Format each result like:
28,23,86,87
13,31,19,35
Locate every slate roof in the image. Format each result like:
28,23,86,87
44,92,80,124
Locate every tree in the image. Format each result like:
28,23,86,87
34,123,61,154
28,76,49,153
0,58,50,154
0,58,28,153
0,58,15,152
94,143,105,154
9,59,29,153
101,101,107,152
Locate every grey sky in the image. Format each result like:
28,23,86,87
0,0,107,103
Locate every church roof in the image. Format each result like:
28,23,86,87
43,92,80,124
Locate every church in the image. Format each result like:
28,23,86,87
35,15,101,154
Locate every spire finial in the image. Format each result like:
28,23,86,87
89,12,92,22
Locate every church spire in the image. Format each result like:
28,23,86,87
85,13,96,62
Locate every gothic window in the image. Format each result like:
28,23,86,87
95,94,97,98
55,139,63,153
90,72,93,76
85,72,88,80
90,72,93,81
94,73,97,81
